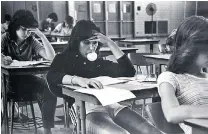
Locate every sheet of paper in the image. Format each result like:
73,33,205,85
75,86,136,106
9,60,51,67
135,75,157,82
92,76,129,86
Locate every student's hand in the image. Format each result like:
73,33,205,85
73,76,103,89
29,28,45,38
92,33,114,45
2,56,13,65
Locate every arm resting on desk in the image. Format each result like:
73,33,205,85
159,82,208,124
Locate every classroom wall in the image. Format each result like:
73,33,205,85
1,1,38,23
1,1,67,25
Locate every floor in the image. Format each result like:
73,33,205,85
2,97,151,134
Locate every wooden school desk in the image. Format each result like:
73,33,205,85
100,47,138,57
1,64,50,134
61,81,159,134
143,54,171,76
184,119,208,134
50,41,138,56
119,39,160,53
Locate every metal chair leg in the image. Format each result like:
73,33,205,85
29,101,37,134
10,100,15,134
142,99,146,117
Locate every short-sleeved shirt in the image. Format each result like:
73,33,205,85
39,20,55,31
1,33,44,61
157,71,208,134
54,23,72,36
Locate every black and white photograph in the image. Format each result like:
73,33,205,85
1,1,208,134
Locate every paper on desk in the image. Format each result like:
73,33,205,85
9,60,51,67
92,76,129,86
75,86,136,106
126,81,157,90
135,74,157,82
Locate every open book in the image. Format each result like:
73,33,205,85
75,86,136,106
9,60,51,67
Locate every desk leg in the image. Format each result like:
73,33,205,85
155,64,161,78
80,101,86,134
63,100,69,128
150,44,153,53
2,73,9,134
150,44,154,74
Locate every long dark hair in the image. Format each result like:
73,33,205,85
8,10,38,41
64,20,101,53
167,16,208,74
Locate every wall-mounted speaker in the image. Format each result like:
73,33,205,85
137,6,141,11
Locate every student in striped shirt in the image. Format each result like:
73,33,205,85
158,16,208,134
1,10,55,134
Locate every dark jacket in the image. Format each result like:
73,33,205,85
46,50,135,97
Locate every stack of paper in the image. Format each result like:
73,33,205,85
9,60,51,67
92,76,129,86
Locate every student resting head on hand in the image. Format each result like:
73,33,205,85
46,20,162,134
1,9,56,134
158,16,208,134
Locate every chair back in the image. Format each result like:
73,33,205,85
145,102,184,134
128,53,156,66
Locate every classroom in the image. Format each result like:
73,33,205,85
1,1,208,134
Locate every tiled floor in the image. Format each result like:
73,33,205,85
2,98,151,134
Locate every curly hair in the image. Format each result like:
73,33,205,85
167,16,208,74
7,9,38,41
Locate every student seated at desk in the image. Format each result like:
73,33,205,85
158,16,208,134
53,15,73,36
1,9,56,134
47,20,162,134
52,15,73,42
39,12,58,33
1,14,11,34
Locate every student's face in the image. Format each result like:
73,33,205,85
16,26,30,40
196,52,208,68
48,18,53,23
64,21,69,27
79,38,98,58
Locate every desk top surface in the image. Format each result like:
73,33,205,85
120,39,160,43
143,54,171,60
50,41,68,45
1,62,50,70
185,119,208,129
100,47,138,51
61,82,157,92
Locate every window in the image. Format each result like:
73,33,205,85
158,21,168,34
145,21,156,34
